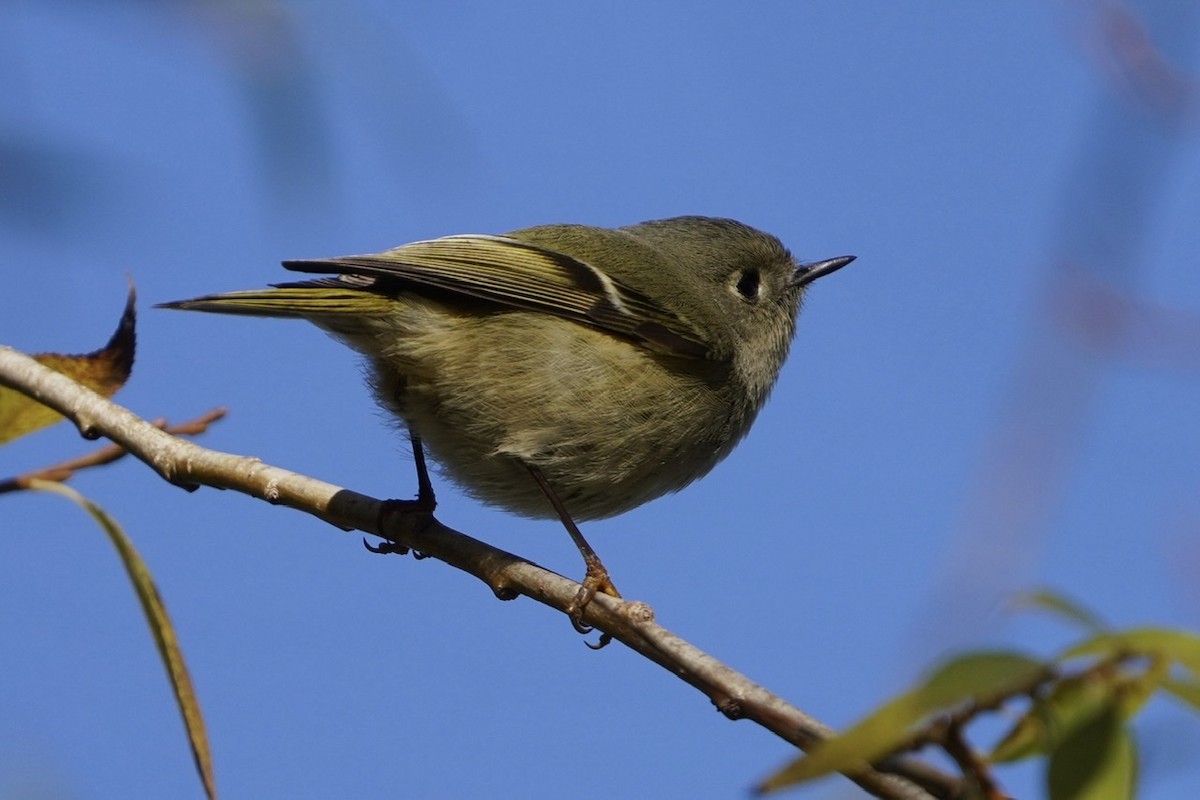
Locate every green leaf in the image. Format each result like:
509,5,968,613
29,479,215,800
1013,589,1108,632
916,651,1049,707
1063,628,1200,677
1160,677,1200,713
756,651,1046,791
994,651,1172,766
1114,655,1168,718
0,282,136,445
1046,703,1136,800
990,711,1046,764
991,676,1112,763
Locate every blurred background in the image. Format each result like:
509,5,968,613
3,1,1199,797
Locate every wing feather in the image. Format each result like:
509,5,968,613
281,235,710,359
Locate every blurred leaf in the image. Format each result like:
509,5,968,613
756,651,1046,791
1115,654,1168,718
1046,703,1136,800
1160,677,1200,713
1014,589,1108,632
1064,628,1200,676
995,644,1178,765
992,675,1116,763
991,713,1046,764
914,651,1049,708
0,281,136,445
28,479,215,800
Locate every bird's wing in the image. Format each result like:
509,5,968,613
281,234,711,359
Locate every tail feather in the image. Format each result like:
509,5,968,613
156,283,394,319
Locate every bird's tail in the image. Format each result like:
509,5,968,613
156,280,394,319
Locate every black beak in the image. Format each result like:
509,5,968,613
791,255,855,288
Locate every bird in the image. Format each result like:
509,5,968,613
159,216,853,632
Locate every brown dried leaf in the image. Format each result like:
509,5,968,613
0,280,136,445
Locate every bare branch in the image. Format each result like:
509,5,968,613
0,407,226,493
0,344,959,800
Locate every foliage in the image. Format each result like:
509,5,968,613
757,591,1200,799
0,282,135,444
1,292,215,799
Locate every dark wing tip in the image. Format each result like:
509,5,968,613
282,258,334,275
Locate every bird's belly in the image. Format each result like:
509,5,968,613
360,313,745,521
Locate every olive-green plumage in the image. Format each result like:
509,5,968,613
160,216,852,521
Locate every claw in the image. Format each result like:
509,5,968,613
363,537,409,555
564,563,621,648
586,632,614,650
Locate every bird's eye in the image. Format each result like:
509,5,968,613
733,269,761,301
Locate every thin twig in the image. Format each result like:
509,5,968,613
0,408,226,494
0,344,960,800
941,720,1008,800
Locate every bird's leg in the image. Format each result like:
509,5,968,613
526,464,619,644
365,431,437,555
409,431,437,510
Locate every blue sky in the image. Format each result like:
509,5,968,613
3,2,1199,798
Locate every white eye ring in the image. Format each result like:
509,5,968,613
732,269,761,301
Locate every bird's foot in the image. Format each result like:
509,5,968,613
567,563,621,649
363,496,436,555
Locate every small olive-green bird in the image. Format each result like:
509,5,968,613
160,216,852,618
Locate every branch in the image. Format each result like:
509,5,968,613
0,407,227,493
0,344,959,800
